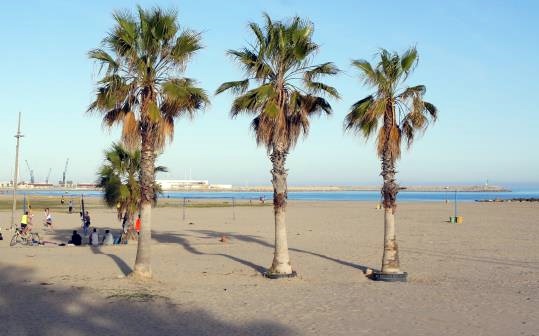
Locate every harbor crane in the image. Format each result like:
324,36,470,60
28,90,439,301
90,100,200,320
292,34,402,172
25,160,35,184
62,158,69,187
46,168,52,184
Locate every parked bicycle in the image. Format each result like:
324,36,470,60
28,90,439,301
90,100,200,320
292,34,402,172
10,228,41,247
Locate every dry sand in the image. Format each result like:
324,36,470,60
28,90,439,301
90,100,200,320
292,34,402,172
0,201,537,336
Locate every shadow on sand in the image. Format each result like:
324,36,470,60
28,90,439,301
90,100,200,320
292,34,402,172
152,230,371,274
43,229,134,276
43,228,372,277
0,264,296,336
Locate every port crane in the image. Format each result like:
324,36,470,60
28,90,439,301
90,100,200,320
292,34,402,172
62,158,69,187
46,168,52,184
25,160,35,184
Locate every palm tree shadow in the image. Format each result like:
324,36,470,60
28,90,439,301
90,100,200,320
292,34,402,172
216,253,267,274
152,231,204,255
91,246,133,276
188,230,371,273
42,229,133,276
152,231,267,274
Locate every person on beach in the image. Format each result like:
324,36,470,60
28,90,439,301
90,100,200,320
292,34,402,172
60,195,65,205
116,202,122,221
82,211,91,235
20,211,35,237
135,215,141,234
122,214,129,233
89,228,99,246
69,230,82,246
28,206,34,224
44,208,53,229
68,200,73,214
20,211,29,231
102,230,114,245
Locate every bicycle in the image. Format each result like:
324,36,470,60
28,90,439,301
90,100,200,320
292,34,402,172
10,228,41,247
120,225,138,244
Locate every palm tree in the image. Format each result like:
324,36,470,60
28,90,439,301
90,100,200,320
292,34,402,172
97,143,167,230
344,48,437,278
216,14,339,277
88,6,209,278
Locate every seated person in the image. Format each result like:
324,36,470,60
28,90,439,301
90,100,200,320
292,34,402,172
68,230,82,246
89,228,99,246
102,230,114,246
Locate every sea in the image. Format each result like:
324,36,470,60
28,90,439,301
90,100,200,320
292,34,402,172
8,189,539,202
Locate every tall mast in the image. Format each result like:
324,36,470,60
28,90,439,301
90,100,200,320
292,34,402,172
11,112,24,229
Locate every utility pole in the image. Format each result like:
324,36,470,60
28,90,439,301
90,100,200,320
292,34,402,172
11,112,24,230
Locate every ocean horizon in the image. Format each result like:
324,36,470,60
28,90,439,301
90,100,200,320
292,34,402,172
6,189,539,202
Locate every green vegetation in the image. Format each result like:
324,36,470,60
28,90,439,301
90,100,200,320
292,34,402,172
97,143,166,227
0,196,105,211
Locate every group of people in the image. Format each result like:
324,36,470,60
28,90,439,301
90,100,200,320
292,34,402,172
68,228,115,246
67,208,140,247
60,195,74,214
16,196,143,247
20,207,54,235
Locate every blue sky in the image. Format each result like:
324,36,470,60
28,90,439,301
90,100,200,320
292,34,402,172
1,0,538,187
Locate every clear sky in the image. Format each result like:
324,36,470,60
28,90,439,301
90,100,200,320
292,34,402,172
1,0,538,187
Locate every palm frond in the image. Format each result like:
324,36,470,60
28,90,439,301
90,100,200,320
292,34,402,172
230,84,275,117
397,85,426,100
304,62,339,81
424,101,438,120
162,78,209,119
344,95,381,138
88,48,119,74
304,81,340,99
400,46,418,75
171,30,203,69
215,79,249,95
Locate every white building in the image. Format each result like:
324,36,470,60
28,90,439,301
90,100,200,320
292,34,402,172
157,179,209,190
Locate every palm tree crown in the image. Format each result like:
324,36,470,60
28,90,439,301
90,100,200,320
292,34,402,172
344,47,437,160
97,143,141,211
97,143,166,226
88,6,209,150
216,13,339,151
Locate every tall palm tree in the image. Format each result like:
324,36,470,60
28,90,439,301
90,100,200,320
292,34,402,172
88,6,209,278
344,47,437,278
97,143,167,229
216,14,339,277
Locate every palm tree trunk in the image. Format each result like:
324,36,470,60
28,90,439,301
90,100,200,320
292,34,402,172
268,143,293,275
132,129,155,278
380,102,401,274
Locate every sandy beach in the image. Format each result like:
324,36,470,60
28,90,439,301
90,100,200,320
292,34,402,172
0,201,537,335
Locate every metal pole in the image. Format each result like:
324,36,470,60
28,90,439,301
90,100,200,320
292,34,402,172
182,197,186,221
454,190,457,217
11,112,23,230
232,198,236,220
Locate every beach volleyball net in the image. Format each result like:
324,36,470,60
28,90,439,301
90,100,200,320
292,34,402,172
180,197,237,221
